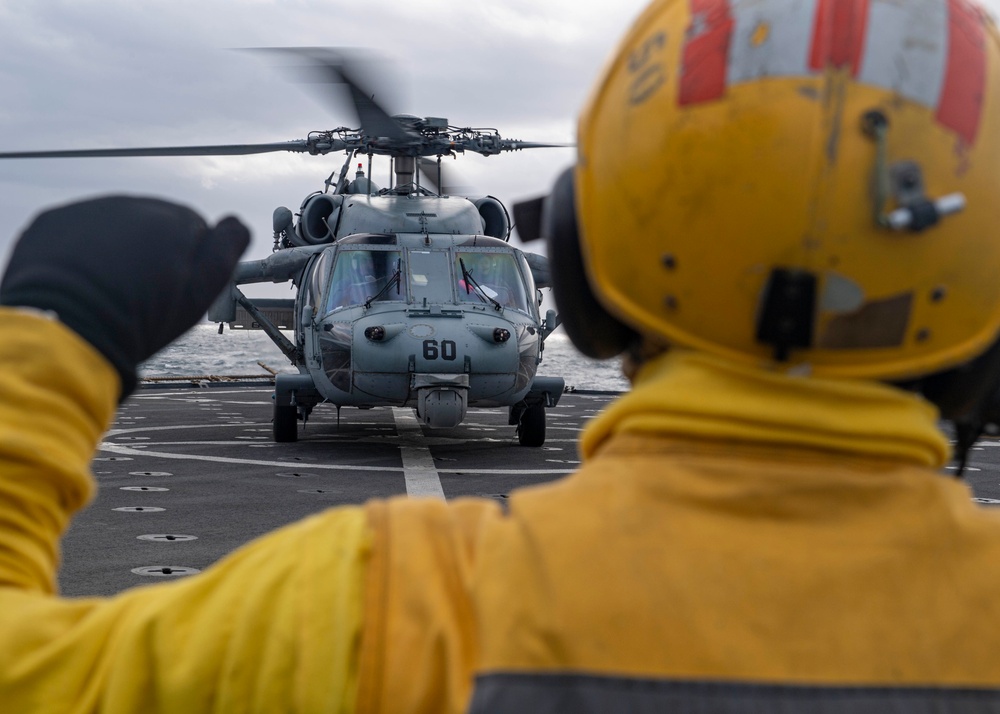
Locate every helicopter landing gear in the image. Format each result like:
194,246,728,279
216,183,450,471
516,403,546,447
273,374,320,444
273,404,298,443
510,376,565,447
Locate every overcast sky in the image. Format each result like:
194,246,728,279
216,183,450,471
3,0,1000,284
0,0,651,282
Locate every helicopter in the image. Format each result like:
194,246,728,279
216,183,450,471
0,50,566,446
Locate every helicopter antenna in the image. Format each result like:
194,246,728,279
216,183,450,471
321,215,337,240
328,153,354,194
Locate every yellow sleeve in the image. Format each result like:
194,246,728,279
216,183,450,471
0,309,368,713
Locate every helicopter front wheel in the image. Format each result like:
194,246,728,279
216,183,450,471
517,403,546,447
273,404,298,443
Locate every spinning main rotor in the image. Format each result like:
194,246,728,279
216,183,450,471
0,49,566,166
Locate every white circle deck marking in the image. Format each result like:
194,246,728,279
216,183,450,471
132,566,200,577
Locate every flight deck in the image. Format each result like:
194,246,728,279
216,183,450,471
65,385,616,597
63,383,1000,597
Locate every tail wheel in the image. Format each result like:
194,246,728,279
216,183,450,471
517,403,546,447
273,404,298,442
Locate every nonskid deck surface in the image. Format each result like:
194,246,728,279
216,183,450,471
62,385,1000,597
63,385,617,596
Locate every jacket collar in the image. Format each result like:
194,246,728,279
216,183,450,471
581,351,950,468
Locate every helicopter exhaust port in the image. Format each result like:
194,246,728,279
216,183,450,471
412,374,469,428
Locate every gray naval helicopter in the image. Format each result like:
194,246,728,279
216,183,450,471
0,50,565,446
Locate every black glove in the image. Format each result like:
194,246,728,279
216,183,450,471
0,196,250,399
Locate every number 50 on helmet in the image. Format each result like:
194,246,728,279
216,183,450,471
533,0,1000,414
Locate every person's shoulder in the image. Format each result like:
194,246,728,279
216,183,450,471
363,495,503,563
373,494,502,528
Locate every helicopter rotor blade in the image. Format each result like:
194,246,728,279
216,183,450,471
499,140,574,152
512,196,547,243
417,157,474,196
0,49,570,165
417,157,441,193
251,48,416,144
0,140,330,160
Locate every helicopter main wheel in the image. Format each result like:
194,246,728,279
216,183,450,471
273,404,299,443
517,404,546,447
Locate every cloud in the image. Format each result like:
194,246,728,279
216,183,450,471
0,0,647,270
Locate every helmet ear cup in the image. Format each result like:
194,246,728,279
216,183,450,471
545,167,637,359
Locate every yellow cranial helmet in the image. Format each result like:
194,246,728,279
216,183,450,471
559,0,1000,384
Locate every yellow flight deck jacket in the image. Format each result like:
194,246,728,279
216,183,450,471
3,308,1000,712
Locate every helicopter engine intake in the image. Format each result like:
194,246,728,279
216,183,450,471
297,194,344,245
472,197,510,240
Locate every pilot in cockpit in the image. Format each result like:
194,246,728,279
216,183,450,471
327,250,378,309
457,253,516,308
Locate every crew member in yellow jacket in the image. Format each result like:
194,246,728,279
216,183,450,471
5,0,1000,711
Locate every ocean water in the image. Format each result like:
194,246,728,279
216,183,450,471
140,323,629,392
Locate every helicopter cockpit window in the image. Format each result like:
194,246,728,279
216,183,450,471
455,251,530,313
325,249,403,312
408,250,454,304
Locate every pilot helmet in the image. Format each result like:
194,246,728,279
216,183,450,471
546,0,1000,418
476,254,502,280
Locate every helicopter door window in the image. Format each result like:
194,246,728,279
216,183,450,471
408,250,453,304
307,249,334,313
455,252,530,313
325,249,403,312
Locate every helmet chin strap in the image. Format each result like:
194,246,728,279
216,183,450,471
950,386,1000,478
898,336,1000,478
953,421,982,478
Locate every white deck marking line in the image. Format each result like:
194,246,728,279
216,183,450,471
98,443,403,472
97,443,575,475
392,407,446,500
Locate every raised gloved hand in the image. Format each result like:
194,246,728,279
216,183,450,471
0,196,250,399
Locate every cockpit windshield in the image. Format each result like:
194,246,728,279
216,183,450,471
325,249,403,312
455,251,530,313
